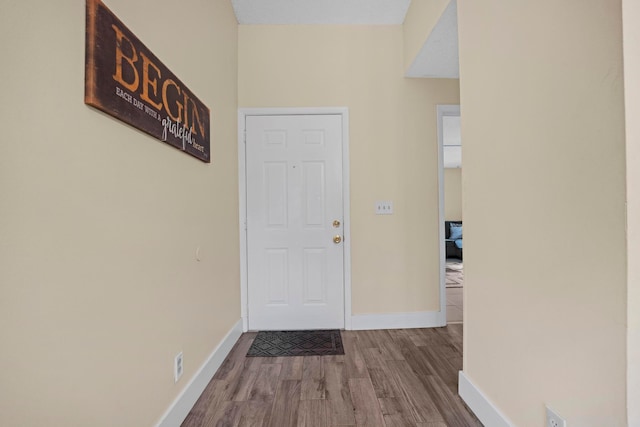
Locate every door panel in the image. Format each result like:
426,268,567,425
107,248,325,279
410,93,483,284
303,248,326,303
265,162,288,227
246,114,344,330
303,161,325,227
265,249,288,304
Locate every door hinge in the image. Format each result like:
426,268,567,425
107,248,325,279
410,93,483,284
243,130,247,144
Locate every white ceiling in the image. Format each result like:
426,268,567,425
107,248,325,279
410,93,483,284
231,0,412,25
231,0,459,78
406,0,459,78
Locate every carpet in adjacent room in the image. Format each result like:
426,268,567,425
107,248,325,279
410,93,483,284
446,260,464,288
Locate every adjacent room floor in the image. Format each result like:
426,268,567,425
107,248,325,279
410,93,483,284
446,259,464,324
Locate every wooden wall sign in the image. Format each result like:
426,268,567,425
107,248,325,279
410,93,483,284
85,0,211,162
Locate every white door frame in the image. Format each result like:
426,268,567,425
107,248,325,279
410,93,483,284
437,104,461,321
238,107,352,332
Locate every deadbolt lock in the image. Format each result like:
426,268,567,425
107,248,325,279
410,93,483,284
333,220,341,228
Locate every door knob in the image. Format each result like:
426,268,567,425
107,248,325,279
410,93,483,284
333,235,342,244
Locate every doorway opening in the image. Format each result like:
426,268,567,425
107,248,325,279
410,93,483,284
437,105,463,324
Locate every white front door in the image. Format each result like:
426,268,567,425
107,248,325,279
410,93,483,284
246,114,344,330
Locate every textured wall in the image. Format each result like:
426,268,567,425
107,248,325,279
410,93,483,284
0,1,239,425
240,25,459,314
458,0,627,425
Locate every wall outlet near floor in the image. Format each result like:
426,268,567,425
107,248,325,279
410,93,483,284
174,351,183,382
375,200,393,215
546,405,566,427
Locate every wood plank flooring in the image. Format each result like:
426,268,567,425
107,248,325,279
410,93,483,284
182,325,482,427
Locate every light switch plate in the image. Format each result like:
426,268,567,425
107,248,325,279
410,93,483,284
375,201,393,215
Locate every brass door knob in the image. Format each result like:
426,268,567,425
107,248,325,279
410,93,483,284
333,235,342,244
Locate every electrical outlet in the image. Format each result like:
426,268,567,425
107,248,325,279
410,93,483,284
375,200,393,215
174,352,183,382
546,405,566,427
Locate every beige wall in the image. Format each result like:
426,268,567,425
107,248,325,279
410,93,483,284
0,1,239,426
458,1,627,426
403,0,450,71
239,25,459,314
444,168,462,221
623,0,640,424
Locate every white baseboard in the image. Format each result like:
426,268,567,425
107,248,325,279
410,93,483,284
458,371,515,427
155,319,243,427
350,310,445,330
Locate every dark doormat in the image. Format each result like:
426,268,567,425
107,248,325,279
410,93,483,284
246,329,344,357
